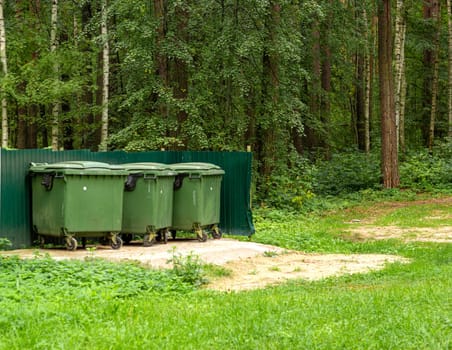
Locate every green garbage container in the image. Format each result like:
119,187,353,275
29,161,128,251
169,162,225,242
121,163,177,246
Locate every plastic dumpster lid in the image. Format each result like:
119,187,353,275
29,161,127,175
120,162,177,176
169,162,225,175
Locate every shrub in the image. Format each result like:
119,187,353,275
167,248,208,287
256,154,317,211
400,149,452,191
0,238,12,250
313,151,381,195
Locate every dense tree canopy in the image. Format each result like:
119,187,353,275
0,0,451,193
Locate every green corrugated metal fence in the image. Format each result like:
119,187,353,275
0,149,254,248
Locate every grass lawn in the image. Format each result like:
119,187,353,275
0,194,451,349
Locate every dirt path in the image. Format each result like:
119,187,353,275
342,196,452,243
1,238,409,292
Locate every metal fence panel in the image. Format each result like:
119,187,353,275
0,149,254,248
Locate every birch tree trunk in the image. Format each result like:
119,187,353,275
393,0,407,151
363,8,371,153
0,0,8,148
51,0,59,150
447,0,452,138
379,0,400,188
399,64,407,154
428,0,440,151
100,0,109,151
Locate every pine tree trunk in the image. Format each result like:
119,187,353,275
356,52,366,150
378,0,400,188
259,1,280,177
428,0,440,151
320,0,332,158
50,0,59,150
172,3,189,145
447,0,452,138
0,0,8,148
99,0,109,151
154,0,168,122
305,18,321,150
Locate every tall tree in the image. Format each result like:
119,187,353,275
0,0,7,148
393,0,407,152
448,0,452,137
428,0,440,151
170,2,189,146
258,1,281,177
378,0,400,188
100,0,109,151
154,0,168,119
50,0,59,150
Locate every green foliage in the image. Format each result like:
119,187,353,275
0,254,196,304
257,154,317,211
0,238,12,251
313,151,381,195
400,147,452,191
167,247,208,287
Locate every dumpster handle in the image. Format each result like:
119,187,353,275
189,173,201,179
174,173,189,190
124,173,142,191
41,173,55,191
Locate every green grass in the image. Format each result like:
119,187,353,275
0,194,451,349
373,203,452,227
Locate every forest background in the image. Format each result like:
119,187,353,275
0,0,451,208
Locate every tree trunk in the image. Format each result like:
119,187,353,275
378,0,399,188
16,107,26,149
356,52,366,150
428,0,440,151
320,1,332,159
0,0,8,148
154,0,168,119
304,18,321,150
363,10,377,153
259,1,280,177
399,54,407,156
448,0,452,138
172,3,189,145
99,0,109,151
393,0,407,151
50,0,60,150
422,0,439,146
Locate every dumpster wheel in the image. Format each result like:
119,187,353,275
143,229,157,247
156,228,169,244
195,228,208,242
110,235,123,250
211,225,222,239
65,236,78,251
38,235,45,248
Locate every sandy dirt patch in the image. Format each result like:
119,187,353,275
1,238,408,291
346,225,452,243
207,252,408,291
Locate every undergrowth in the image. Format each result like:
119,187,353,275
0,252,200,304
